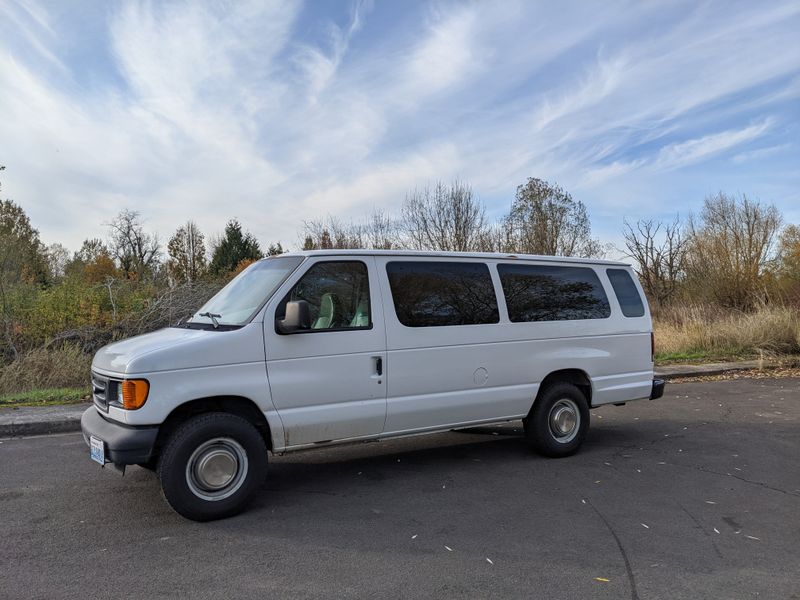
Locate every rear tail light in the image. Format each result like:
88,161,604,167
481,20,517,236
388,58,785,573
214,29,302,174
651,332,655,362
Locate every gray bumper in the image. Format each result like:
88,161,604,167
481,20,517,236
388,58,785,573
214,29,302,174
81,407,159,465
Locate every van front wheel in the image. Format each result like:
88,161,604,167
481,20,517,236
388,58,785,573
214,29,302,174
157,412,267,521
525,383,589,458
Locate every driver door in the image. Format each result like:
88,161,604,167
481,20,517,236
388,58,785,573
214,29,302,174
264,257,387,447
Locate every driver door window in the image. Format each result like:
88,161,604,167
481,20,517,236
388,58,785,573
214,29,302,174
282,261,371,331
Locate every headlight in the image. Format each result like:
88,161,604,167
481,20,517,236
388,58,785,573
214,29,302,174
116,379,149,410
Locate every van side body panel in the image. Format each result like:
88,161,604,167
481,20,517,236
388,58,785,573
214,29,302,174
374,256,653,436
263,257,388,448
259,254,654,451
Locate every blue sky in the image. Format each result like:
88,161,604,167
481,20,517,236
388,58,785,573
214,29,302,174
1,0,798,253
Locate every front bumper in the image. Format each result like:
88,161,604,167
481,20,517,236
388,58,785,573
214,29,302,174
81,407,159,465
650,378,666,400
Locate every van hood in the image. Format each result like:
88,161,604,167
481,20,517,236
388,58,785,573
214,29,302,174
92,324,265,375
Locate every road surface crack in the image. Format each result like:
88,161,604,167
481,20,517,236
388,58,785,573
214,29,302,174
679,504,724,559
586,498,640,600
673,463,799,498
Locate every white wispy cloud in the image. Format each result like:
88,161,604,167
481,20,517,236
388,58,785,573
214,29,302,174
653,120,773,171
732,143,793,164
0,0,798,251
0,0,64,72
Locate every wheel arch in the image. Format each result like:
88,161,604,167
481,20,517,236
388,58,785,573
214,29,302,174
154,396,275,456
533,369,593,411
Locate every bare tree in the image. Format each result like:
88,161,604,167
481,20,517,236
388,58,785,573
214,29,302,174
107,209,160,280
301,217,362,250
503,178,601,257
401,181,489,251
166,221,207,283
684,192,782,308
621,217,687,306
362,208,398,250
300,209,400,251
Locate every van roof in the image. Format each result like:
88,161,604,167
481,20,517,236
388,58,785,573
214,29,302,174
275,249,631,267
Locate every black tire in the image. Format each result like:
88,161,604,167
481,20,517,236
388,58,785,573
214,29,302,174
525,383,589,458
157,412,267,521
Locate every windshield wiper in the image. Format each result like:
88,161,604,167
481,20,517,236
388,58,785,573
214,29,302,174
199,312,222,329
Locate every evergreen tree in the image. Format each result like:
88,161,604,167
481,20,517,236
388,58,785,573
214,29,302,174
267,242,284,256
209,219,263,275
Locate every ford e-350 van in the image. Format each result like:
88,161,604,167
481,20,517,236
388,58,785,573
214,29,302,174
82,250,665,520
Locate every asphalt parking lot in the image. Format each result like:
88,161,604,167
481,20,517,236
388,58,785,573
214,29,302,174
1,378,798,600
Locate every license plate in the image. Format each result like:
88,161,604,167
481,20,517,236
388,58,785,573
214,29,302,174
90,436,105,465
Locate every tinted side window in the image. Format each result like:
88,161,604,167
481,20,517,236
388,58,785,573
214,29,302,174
498,264,610,322
386,261,499,327
281,261,371,330
606,268,645,317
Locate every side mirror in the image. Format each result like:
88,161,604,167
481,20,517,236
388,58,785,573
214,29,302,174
277,300,311,334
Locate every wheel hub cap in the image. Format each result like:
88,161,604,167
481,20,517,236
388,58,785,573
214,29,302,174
186,437,249,501
195,449,238,490
549,399,579,442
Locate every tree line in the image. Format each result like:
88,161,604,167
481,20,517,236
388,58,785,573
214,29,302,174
1,168,798,363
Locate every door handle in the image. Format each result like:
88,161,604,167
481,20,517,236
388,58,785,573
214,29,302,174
374,356,383,376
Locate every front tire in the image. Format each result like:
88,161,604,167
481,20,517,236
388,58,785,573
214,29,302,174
525,383,589,457
157,412,267,521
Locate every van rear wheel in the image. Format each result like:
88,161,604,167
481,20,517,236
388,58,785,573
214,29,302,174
157,412,267,521
525,383,589,457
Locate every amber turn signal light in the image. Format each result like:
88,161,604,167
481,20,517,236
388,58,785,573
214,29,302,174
121,379,149,410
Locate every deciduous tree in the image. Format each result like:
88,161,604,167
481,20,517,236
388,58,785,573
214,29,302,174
685,192,781,308
0,198,48,358
166,221,207,283
621,217,687,307
107,209,160,280
503,178,601,257
401,181,488,251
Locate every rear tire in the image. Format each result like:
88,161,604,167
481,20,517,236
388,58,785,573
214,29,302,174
525,383,589,457
157,412,267,521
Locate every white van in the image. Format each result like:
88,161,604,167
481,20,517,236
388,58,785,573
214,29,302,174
82,250,664,520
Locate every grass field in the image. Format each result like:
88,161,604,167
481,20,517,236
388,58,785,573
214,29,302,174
653,304,800,363
0,387,90,407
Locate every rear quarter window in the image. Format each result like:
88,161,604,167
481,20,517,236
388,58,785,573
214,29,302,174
498,263,610,322
606,268,645,317
386,261,499,327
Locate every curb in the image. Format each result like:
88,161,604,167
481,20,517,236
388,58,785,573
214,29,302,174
654,360,765,380
0,405,87,439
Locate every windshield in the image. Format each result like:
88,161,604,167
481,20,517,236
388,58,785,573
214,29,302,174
187,256,304,327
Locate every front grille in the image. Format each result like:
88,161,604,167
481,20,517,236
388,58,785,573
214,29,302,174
92,372,109,411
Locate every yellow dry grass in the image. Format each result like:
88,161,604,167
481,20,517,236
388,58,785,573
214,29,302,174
654,304,800,362
0,344,91,394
